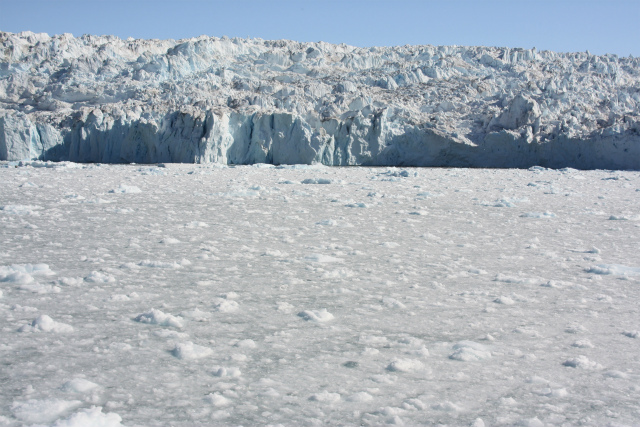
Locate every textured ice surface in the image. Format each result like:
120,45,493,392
0,163,639,426
1,31,639,168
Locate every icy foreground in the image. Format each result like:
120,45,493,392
1,31,640,168
1,162,640,426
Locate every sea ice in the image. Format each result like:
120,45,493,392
0,164,638,426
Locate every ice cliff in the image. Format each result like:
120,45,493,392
1,31,639,168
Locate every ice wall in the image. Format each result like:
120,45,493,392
1,31,639,168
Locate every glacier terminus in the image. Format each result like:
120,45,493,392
1,31,639,168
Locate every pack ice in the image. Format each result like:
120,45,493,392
1,162,640,426
1,31,639,168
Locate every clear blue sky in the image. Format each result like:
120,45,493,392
1,0,638,56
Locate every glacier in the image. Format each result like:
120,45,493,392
1,31,639,168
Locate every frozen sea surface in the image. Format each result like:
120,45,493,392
1,162,639,426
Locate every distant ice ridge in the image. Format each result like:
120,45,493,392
1,31,639,169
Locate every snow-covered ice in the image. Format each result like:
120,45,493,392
0,162,639,426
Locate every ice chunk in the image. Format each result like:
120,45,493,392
309,391,341,402
0,264,55,281
302,178,333,184
386,358,425,372
0,205,43,215
206,393,232,407
61,379,100,393
51,406,123,427
134,308,184,328
304,254,344,263
109,185,141,194
172,341,213,360
298,309,334,322
520,212,556,218
11,399,82,424
19,315,73,333
449,341,492,361
84,271,116,283
562,355,602,369
213,298,239,313
587,264,640,276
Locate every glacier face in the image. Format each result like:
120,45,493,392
1,31,639,168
